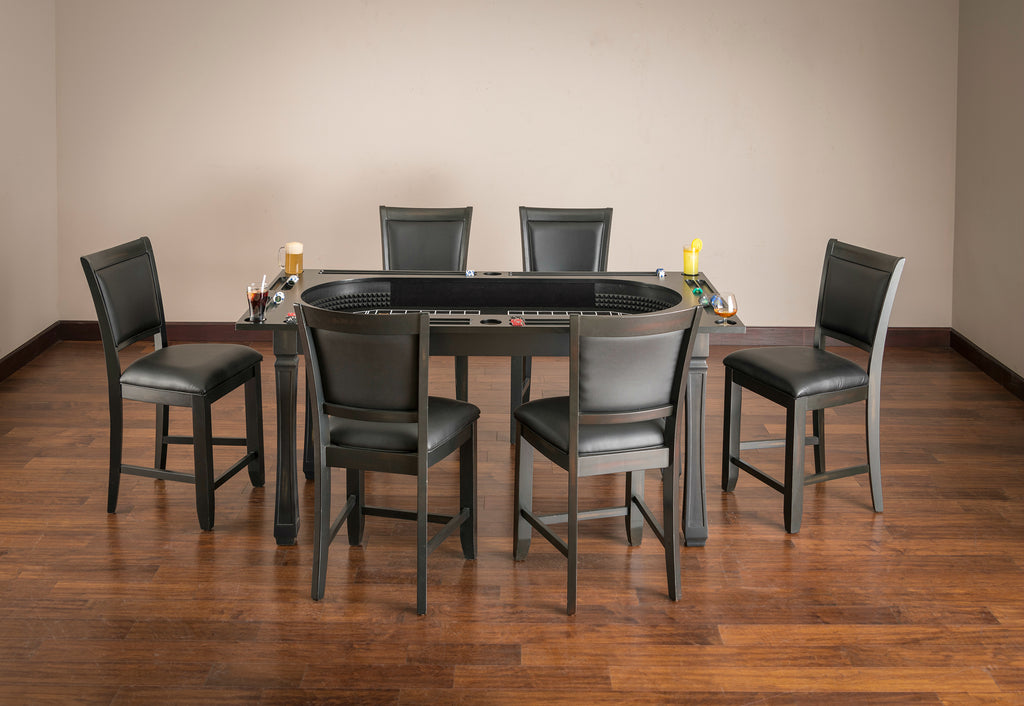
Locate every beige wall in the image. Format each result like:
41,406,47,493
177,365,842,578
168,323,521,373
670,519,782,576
1,0,58,359
953,0,1024,377
53,0,958,330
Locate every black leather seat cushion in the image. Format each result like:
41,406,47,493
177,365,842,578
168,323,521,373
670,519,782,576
328,397,480,453
121,344,262,394
724,346,868,398
514,397,666,455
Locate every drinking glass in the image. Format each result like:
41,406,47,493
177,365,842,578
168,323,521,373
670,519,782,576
247,283,270,322
710,291,738,325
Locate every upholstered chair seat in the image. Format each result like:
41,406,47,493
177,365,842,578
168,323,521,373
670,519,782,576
723,347,869,399
328,397,481,453
121,344,262,394
515,398,667,455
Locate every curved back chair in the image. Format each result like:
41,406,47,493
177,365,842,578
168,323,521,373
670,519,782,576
513,305,699,614
80,237,264,530
511,206,613,439
296,303,479,614
721,238,906,533
379,206,472,271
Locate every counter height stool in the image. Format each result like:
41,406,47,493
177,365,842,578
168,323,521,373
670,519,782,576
297,304,479,615
721,239,905,533
513,305,699,615
81,237,264,531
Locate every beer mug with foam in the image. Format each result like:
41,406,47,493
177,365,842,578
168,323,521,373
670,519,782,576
278,242,303,276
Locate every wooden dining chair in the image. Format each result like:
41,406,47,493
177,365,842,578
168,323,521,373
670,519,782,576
721,239,906,532
296,303,479,614
80,237,264,530
513,305,699,614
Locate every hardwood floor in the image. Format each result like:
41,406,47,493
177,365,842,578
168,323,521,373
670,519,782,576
0,340,1022,704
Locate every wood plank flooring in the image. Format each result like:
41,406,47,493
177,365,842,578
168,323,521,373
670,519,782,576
0,340,1022,704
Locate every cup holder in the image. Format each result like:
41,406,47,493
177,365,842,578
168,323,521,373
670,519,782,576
479,319,502,325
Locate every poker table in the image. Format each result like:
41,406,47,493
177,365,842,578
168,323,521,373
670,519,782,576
236,269,744,547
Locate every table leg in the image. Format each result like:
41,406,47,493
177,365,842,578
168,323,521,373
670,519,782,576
683,332,709,547
455,355,469,402
273,329,300,546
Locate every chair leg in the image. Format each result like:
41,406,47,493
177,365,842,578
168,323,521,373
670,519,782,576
512,428,533,561
662,464,682,601
416,461,429,615
866,390,884,512
244,373,265,487
783,401,807,534
107,394,123,514
154,403,169,470
509,356,530,441
566,462,579,616
812,408,826,475
311,458,331,600
722,370,742,491
459,424,477,559
191,397,215,531
346,469,365,546
625,470,644,546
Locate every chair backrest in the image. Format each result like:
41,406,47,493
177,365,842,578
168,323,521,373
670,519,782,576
380,206,472,271
81,237,168,374
295,303,428,429
814,239,905,358
520,207,612,272
570,306,700,447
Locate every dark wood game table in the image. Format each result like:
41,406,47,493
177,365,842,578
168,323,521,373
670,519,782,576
236,269,744,547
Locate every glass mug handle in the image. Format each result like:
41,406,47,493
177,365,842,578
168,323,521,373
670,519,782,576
278,246,285,270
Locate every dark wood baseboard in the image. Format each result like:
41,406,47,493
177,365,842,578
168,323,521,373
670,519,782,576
55,320,101,342
951,330,1024,402
54,320,272,344
167,322,273,343
5,322,1017,402
0,322,270,384
0,322,61,384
